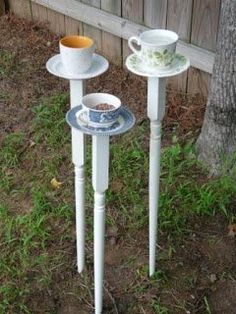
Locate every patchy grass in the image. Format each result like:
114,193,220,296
0,13,235,311
0,188,74,313
151,299,170,314
158,142,236,234
105,131,236,236
31,94,70,148
0,50,16,76
1,92,236,312
0,132,25,167
0,132,25,192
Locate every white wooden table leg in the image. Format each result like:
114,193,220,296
147,77,166,276
70,79,86,273
92,135,109,314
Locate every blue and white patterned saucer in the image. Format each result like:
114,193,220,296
126,53,190,78
66,105,135,136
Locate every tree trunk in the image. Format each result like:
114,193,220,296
196,0,236,175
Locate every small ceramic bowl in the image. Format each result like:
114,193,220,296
79,93,121,127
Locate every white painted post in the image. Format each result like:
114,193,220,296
147,77,166,276
92,135,109,314
70,79,86,273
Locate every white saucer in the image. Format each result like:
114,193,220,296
66,105,135,136
126,53,190,78
46,53,109,80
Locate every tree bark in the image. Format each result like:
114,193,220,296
196,0,236,175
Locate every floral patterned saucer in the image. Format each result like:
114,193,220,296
126,53,190,78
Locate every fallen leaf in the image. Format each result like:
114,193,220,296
29,140,36,148
227,224,236,237
50,177,62,189
4,168,14,176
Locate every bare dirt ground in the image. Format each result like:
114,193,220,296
0,14,236,314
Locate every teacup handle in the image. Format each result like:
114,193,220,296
77,108,89,123
128,36,141,56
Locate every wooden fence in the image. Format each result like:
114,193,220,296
7,0,221,97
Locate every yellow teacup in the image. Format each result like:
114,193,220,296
60,35,95,75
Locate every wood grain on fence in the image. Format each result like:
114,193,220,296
166,0,193,92
8,0,222,97
8,0,32,19
144,0,167,28
31,2,48,25
122,0,144,65
65,16,83,36
101,0,122,65
0,0,5,16
82,0,102,52
47,8,65,35
187,0,221,96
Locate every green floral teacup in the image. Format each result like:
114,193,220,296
128,29,178,69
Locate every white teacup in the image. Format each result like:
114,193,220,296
79,93,121,127
128,29,178,68
59,35,96,75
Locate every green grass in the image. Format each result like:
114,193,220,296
108,133,149,228
32,94,70,148
106,131,236,234
0,50,15,77
0,132,24,167
151,298,170,313
0,132,25,191
1,93,236,312
0,188,73,313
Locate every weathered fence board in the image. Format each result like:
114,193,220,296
187,0,221,96
167,0,193,92
8,0,32,19
144,0,167,28
65,16,83,36
187,67,212,97
122,0,144,65
47,9,65,35
31,2,48,24
101,0,122,65
8,0,222,97
82,0,102,52
0,0,5,16
29,0,215,74
191,0,221,51
167,0,192,41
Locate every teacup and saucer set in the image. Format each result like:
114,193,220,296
66,92,135,136
46,29,190,314
126,29,190,77
46,35,109,79
46,34,135,134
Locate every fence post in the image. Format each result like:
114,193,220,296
0,0,5,15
